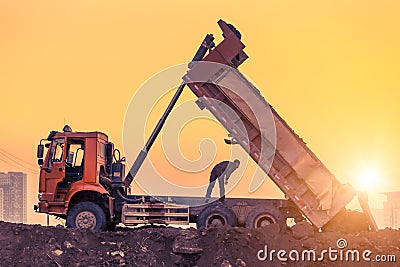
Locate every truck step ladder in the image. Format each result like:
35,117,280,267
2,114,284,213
122,203,189,225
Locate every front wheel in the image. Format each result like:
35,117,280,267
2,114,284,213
66,202,106,231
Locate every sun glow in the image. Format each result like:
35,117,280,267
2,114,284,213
356,167,380,192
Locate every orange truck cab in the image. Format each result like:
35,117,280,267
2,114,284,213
35,125,122,229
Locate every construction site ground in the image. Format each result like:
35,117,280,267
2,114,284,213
0,218,399,267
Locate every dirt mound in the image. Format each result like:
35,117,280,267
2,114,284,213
323,210,370,233
0,221,399,266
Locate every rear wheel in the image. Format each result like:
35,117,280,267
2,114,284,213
196,204,237,228
245,207,282,229
67,202,106,231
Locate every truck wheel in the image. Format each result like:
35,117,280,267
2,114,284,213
66,202,106,231
245,207,282,229
196,204,237,228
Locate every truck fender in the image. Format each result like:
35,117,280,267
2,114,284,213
65,181,109,212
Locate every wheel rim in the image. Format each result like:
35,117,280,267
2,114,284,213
254,214,276,228
206,213,227,227
75,211,97,229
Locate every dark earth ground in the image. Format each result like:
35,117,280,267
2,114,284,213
0,215,399,267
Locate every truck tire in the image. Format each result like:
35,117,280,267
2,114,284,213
245,207,283,229
66,202,106,231
196,204,237,228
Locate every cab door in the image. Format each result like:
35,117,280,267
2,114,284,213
42,138,66,201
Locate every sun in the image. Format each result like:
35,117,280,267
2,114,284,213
356,167,379,192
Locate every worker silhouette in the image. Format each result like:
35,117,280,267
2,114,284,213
205,159,240,203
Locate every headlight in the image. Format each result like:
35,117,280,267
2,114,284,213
38,192,43,201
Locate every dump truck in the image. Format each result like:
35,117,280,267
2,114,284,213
34,20,376,231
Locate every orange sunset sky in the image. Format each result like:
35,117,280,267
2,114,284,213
1,1,399,224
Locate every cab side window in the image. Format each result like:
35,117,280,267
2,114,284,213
65,139,85,182
66,142,84,167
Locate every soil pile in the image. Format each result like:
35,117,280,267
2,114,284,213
0,221,399,267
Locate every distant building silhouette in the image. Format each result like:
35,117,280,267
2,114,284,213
382,192,400,229
0,188,3,221
0,172,27,223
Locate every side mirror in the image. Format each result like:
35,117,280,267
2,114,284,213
37,144,44,158
38,158,44,166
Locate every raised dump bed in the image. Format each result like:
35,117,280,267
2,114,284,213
183,20,361,229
